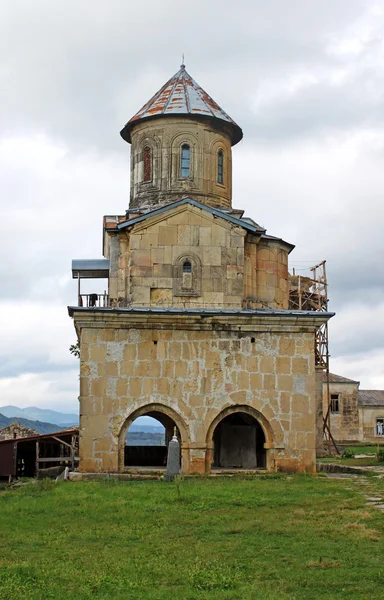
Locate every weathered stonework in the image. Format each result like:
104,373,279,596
69,64,333,475
70,310,328,474
323,376,384,444
104,204,291,310
129,117,233,210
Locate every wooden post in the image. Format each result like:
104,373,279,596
71,435,75,471
35,441,40,478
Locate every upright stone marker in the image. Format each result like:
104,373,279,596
165,428,180,481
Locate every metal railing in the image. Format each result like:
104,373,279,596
78,293,109,308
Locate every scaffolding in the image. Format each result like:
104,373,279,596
289,261,338,453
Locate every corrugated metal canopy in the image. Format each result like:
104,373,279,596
121,64,243,145
72,259,109,279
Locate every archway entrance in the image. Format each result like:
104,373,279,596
123,409,180,469
212,412,266,469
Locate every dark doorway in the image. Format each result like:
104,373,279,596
213,412,266,469
124,411,179,468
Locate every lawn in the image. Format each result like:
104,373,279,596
1,475,384,599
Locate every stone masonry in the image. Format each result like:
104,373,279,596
69,64,333,474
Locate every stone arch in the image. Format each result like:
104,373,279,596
118,402,190,472
205,404,274,472
136,135,161,191
173,252,201,297
170,131,201,188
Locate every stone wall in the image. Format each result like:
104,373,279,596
74,310,323,474
106,204,290,310
323,381,360,442
0,423,38,441
359,406,384,443
129,117,233,210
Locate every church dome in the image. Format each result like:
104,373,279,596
120,64,243,146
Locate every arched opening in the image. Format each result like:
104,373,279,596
217,150,224,184
125,411,180,468
182,260,192,273
212,412,266,469
180,144,190,177
119,404,189,472
143,146,151,182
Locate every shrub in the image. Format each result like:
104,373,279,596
376,448,384,463
342,448,355,459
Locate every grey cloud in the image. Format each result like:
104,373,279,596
0,0,371,150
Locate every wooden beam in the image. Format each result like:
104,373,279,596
37,457,79,463
50,436,72,449
35,440,39,478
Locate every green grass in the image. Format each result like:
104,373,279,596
1,475,384,599
318,456,382,467
343,445,381,455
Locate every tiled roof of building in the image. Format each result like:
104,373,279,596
323,372,360,384
116,197,267,235
120,64,243,145
358,390,384,406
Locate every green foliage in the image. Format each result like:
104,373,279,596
1,476,384,599
69,341,80,359
342,448,355,459
376,448,384,463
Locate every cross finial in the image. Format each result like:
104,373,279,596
181,53,185,69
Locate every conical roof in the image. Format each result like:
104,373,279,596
120,64,243,145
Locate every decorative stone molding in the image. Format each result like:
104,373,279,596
173,252,201,297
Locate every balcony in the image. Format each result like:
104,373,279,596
78,293,109,308
72,259,110,308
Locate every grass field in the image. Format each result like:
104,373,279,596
1,475,384,599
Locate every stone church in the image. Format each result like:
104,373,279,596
69,64,332,474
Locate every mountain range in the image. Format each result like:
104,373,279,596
0,406,164,434
0,413,67,434
0,405,78,426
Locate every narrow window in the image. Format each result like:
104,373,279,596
183,260,192,273
181,144,190,178
143,146,151,182
330,394,340,413
218,150,224,184
377,419,384,436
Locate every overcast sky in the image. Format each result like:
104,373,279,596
0,0,383,414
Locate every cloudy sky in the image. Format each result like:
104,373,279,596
0,0,383,415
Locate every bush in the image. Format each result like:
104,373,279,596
376,448,384,463
342,448,355,459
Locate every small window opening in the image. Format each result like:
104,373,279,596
183,260,192,273
251,337,256,343
330,394,340,413
181,144,190,178
143,146,151,182
376,419,384,436
218,150,224,184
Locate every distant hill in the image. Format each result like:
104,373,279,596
129,424,164,433
126,431,165,446
0,406,78,427
0,413,67,435
0,407,165,435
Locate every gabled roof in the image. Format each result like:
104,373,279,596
359,390,384,407
116,197,266,235
323,372,360,384
120,64,243,145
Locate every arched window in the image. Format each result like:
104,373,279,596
181,144,190,178
143,146,151,182
182,260,192,273
218,150,224,184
